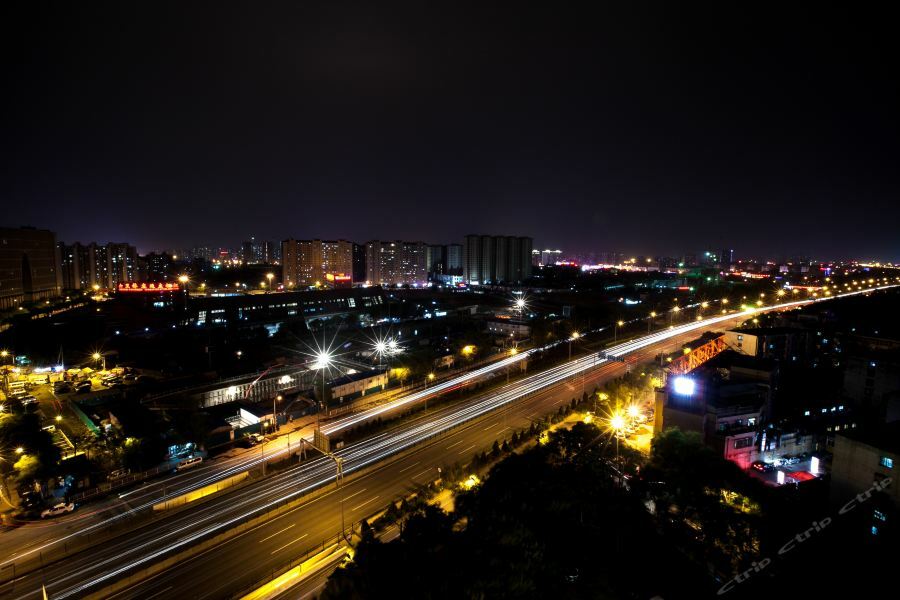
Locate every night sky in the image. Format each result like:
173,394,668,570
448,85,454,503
4,3,899,260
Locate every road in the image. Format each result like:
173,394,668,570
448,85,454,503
1,285,895,598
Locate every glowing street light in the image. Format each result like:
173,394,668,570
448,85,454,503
608,411,627,479
568,332,580,362
313,351,334,370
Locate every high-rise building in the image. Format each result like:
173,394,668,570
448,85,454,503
190,246,216,262
107,242,138,287
281,239,354,287
539,249,562,266
57,241,138,290
242,237,274,265
446,244,463,274
59,242,92,290
142,252,175,281
365,241,427,286
463,235,533,284
426,245,446,275
352,243,367,283
0,227,62,309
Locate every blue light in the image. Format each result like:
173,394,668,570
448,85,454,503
672,376,695,396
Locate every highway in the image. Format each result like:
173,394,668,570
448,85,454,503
0,285,895,599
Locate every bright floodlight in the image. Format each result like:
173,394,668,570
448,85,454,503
374,341,387,354
314,351,333,369
609,413,626,432
388,339,398,350
515,298,526,308
672,376,695,396
627,405,640,418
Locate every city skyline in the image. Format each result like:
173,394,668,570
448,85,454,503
5,4,899,260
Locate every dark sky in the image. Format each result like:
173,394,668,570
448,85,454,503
3,3,899,260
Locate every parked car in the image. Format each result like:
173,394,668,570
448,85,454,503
175,456,203,472
53,381,72,394
108,468,131,481
40,502,76,519
751,460,774,472
75,380,92,393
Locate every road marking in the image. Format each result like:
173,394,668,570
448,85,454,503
271,533,308,555
410,468,431,480
398,461,420,473
457,444,476,455
446,440,464,449
259,523,295,543
342,487,368,501
497,426,510,434
482,422,498,431
351,495,380,511
142,586,173,600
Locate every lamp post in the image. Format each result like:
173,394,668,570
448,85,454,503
614,320,624,342
609,412,626,485
648,312,656,333
568,332,580,362
300,438,347,541
314,351,333,430
266,272,274,294
92,352,106,372
670,305,680,327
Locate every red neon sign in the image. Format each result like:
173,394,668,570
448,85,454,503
117,282,181,292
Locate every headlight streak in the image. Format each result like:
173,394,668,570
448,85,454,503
25,285,900,599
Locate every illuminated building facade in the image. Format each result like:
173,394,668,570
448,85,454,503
463,235,533,284
0,226,62,309
365,240,427,286
281,239,354,287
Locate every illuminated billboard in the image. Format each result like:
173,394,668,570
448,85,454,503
117,282,181,293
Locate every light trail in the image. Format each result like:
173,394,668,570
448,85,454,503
7,284,897,599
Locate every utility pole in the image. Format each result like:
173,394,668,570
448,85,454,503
302,438,347,541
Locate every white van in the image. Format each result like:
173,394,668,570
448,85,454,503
175,456,203,472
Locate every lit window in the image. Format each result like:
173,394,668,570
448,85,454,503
804,410,810,416
880,456,894,469
874,510,887,522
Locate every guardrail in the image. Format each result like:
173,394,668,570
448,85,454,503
69,463,170,503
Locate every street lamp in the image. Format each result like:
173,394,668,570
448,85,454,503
615,320,624,342
92,351,106,371
648,311,657,333
314,351,334,428
266,272,274,293
608,411,626,482
568,332,580,362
